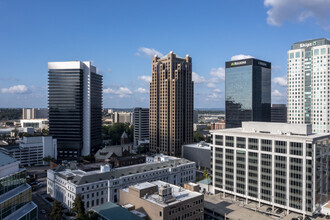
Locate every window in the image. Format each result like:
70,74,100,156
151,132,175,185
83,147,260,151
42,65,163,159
321,48,326,55
225,136,234,147
160,211,162,217
314,49,319,56
295,52,300,58
290,53,294,59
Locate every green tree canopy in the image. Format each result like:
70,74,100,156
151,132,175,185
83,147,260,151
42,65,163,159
50,200,62,220
72,194,85,218
102,123,133,145
193,131,205,142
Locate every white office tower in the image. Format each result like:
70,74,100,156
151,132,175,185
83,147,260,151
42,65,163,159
287,38,330,133
210,122,329,217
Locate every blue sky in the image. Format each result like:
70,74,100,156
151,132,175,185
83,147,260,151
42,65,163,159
0,0,329,108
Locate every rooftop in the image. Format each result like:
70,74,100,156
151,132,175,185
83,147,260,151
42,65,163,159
204,194,272,220
0,151,17,167
123,180,202,208
92,202,143,220
211,122,328,139
54,157,193,185
183,142,211,150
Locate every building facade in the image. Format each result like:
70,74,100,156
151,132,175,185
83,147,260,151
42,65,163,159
133,108,149,147
48,61,103,158
287,38,330,133
119,181,204,220
47,155,196,210
182,142,211,170
0,152,37,220
150,52,194,156
225,58,271,128
210,121,225,130
114,112,133,124
22,108,48,120
20,119,49,130
210,122,329,216
271,104,287,123
0,136,57,166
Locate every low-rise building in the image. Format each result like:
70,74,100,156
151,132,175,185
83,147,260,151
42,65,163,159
92,201,144,220
94,143,134,162
182,142,210,170
0,136,57,166
119,181,204,220
210,122,329,217
0,152,38,220
20,118,49,130
210,121,225,130
109,154,146,168
47,155,196,210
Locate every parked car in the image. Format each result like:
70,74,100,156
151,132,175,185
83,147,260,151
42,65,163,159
266,207,272,212
39,209,46,214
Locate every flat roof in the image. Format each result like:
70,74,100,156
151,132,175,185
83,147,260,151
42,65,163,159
0,151,17,167
210,122,328,139
55,157,193,186
126,180,202,208
183,143,211,150
92,202,143,220
204,194,272,220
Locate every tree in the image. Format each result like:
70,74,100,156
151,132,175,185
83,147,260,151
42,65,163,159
43,156,54,163
203,168,209,179
137,145,142,154
193,131,205,142
50,200,62,220
72,194,85,218
42,129,49,136
103,123,134,145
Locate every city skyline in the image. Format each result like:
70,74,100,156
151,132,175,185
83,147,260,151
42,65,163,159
0,0,329,108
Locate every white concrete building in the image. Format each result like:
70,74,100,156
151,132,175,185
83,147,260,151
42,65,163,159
0,136,57,166
287,38,330,133
20,119,49,130
210,122,329,217
47,155,196,210
114,112,133,124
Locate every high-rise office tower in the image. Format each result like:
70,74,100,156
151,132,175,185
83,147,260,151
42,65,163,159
149,52,194,156
287,38,330,133
133,107,149,147
48,61,102,158
271,104,287,123
225,58,271,128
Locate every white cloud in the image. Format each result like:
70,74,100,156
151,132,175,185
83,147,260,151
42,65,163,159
1,85,28,94
136,47,163,57
210,67,225,81
136,88,149,94
231,54,254,61
272,89,284,97
103,87,133,98
213,88,221,93
207,83,216,88
192,72,206,83
264,0,330,28
206,93,220,100
138,75,152,83
272,76,287,86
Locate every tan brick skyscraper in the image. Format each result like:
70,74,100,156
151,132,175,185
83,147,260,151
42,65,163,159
149,51,194,157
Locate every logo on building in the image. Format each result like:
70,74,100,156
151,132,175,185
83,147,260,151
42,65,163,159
299,41,317,48
258,61,267,67
231,61,247,66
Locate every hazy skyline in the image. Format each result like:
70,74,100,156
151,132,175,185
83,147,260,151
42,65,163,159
0,0,329,108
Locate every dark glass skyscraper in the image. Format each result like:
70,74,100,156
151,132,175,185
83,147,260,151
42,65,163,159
225,58,271,128
48,61,102,159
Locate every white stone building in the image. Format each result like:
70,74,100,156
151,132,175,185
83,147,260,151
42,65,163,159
47,155,196,210
210,122,329,217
